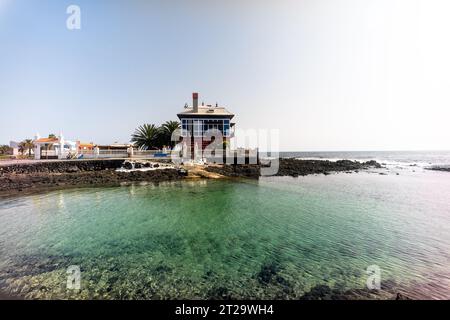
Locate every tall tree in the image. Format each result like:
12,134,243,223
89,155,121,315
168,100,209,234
19,139,34,156
131,124,160,150
0,145,11,155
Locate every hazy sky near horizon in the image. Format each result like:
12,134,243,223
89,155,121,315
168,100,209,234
1,0,450,151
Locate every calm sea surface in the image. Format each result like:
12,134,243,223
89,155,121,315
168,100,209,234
0,151,449,299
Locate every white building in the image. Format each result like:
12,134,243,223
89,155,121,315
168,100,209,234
33,133,76,160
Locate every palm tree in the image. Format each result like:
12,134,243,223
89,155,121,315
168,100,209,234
160,120,181,148
131,124,160,150
0,145,11,155
19,139,34,156
48,133,56,139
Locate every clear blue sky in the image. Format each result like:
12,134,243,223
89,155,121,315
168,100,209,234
1,0,449,151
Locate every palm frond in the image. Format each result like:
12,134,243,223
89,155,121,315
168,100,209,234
160,121,181,147
131,124,160,150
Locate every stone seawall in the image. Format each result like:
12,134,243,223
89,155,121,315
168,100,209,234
0,159,124,175
0,159,186,196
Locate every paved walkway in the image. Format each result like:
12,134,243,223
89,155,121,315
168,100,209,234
0,159,40,166
0,159,90,166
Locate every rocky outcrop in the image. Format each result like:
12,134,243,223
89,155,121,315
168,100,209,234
426,166,450,172
274,159,382,177
120,160,170,170
205,159,383,178
205,164,261,178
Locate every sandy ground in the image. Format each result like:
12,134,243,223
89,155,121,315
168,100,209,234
183,164,226,179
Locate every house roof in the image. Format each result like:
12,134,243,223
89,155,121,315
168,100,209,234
96,143,131,149
34,137,59,144
177,105,234,119
78,142,94,148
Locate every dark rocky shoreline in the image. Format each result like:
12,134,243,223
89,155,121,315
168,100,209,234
0,160,185,196
0,158,383,196
205,158,383,178
205,164,261,178
0,159,124,174
426,166,450,172
275,158,382,177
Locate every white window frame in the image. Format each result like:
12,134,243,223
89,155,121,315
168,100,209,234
179,118,231,137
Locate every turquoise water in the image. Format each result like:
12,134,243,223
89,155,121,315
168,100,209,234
0,169,450,299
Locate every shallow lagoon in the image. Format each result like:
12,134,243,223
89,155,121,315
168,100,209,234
0,170,449,299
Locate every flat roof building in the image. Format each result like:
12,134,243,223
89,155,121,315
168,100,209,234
177,93,235,155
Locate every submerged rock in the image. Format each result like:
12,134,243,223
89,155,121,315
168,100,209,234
207,287,232,300
395,292,411,300
257,263,279,285
300,284,334,300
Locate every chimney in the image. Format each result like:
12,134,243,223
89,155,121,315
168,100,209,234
193,92,199,113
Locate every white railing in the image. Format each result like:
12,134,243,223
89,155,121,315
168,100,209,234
133,150,163,158
74,147,257,162
76,150,94,159
41,150,58,157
